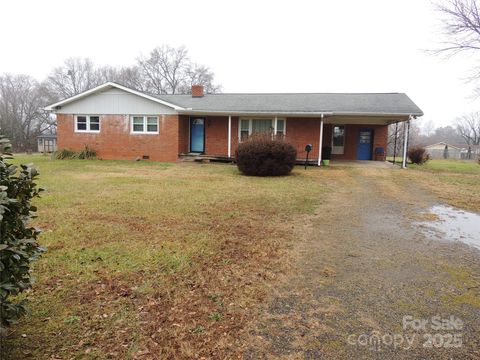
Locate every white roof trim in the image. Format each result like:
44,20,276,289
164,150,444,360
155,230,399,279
177,109,418,118
44,82,185,111
177,110,334,117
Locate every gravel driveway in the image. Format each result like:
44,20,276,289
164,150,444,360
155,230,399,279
244,166,480,359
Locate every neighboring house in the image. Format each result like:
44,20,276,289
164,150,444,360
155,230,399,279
44,82,423,163
37,134,57,153
425,142,479,160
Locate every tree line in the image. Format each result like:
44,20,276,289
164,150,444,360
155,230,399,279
388,117,480,159
430,0,480,148
386,0,480,156
0,45,221,151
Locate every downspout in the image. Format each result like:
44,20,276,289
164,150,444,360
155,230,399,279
227,115,232,158
318,114,324,166
406,119,411,166
274,115,278,138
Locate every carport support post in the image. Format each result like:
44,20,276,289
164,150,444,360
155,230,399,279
393,121,398,165
401,118,411,169
227,115,232,158
318,114,324,166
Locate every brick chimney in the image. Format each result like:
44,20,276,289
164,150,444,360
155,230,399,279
191,85,204,97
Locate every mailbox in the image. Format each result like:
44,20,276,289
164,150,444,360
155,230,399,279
304,144,313,169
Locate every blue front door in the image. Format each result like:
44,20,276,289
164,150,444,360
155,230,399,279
357,129,373,160
190,118,205,153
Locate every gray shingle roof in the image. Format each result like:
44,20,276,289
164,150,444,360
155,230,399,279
154,92,423,116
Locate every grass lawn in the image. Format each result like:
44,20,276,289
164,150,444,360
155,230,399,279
374,158,479,206
4,155,479,358
5,155,326,359
404,159,480,212
411,158,480,174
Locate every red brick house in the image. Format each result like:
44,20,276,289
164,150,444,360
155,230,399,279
45,82,423,164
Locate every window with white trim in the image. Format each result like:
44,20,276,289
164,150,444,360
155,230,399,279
131,116,159,134
239,118,286,141
240,119,250,141
75,115,100,132
276,119,285,138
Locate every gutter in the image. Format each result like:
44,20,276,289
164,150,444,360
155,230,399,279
176,110,334,117
176,109,422,118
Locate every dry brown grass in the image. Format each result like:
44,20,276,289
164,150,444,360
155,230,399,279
401,164,480,212
4,156,326,359
5,157,478,359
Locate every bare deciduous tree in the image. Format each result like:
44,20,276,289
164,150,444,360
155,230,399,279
421,119,436,136
43,58,104,101
43,46,220,100
0,74,54,151
387,120,421,156
138,45,188,94
97,66,147,92
180,64,221,94
435,0,480,55
401,123,466,147
1,44,221,150
455,112,480,144
138,45,220,94
429,125,465,143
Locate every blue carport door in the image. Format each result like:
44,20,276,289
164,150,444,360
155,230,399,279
190,118,205,153
357,129,373,160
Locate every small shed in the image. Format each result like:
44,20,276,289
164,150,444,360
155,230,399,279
38,134,57,153
425,142,463,159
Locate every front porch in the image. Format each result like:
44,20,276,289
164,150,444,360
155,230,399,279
178,153,396,169
178,114,412,167
178,153,233,163
328,160,395,168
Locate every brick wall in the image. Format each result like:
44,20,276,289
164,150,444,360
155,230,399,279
178,115,190,154
204,116,239,156
205,116,228,155
284,118,322,160
330,124,388,161
57,114,180,161
372,125,388,160
202,117,388,161
202,117,325,160
58,113,389,162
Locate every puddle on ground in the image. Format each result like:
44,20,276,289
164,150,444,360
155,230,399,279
417,205,480,250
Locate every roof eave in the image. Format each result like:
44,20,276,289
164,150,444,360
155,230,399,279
177,109,423,118
177,110,334,117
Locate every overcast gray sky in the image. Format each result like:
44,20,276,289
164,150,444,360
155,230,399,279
1,0,478,128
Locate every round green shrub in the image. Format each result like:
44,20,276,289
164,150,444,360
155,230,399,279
235,134,297,176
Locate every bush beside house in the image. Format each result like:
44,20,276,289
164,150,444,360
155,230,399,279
408,146,430,164
236,135,297,176
54,146,97,160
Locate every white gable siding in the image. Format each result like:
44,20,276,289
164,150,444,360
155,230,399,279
56,88,177,115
